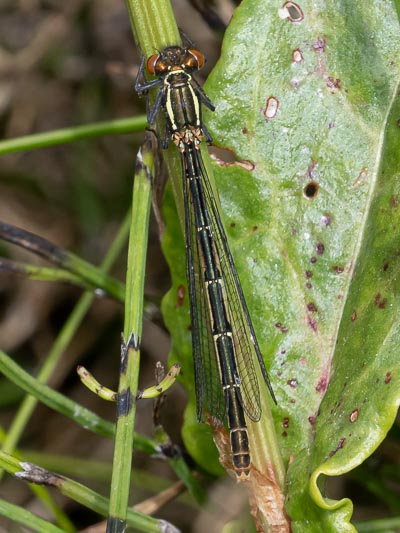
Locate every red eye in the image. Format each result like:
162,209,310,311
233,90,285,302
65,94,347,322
187,48,205,70
146,53,160,75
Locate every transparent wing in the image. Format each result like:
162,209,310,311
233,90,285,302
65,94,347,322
197,153,275,421
182,156,226,423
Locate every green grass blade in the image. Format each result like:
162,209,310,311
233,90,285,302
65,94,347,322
0,498,65,533
0,453,177,533
0,116,147,155
0,349,157,454
107,137,152,531
0,221,125,301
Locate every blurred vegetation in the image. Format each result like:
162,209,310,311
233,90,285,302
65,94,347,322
0,1,207,530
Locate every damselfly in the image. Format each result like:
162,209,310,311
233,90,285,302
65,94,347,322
135,44,275,478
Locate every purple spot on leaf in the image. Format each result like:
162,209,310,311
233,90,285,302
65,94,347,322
316,377,327,393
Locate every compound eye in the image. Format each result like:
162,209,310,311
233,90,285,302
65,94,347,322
146,53,161,75
187,48,205,70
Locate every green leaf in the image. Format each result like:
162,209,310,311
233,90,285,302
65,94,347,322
162,0,400,529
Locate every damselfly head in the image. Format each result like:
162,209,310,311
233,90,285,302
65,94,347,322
146,46,204,77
